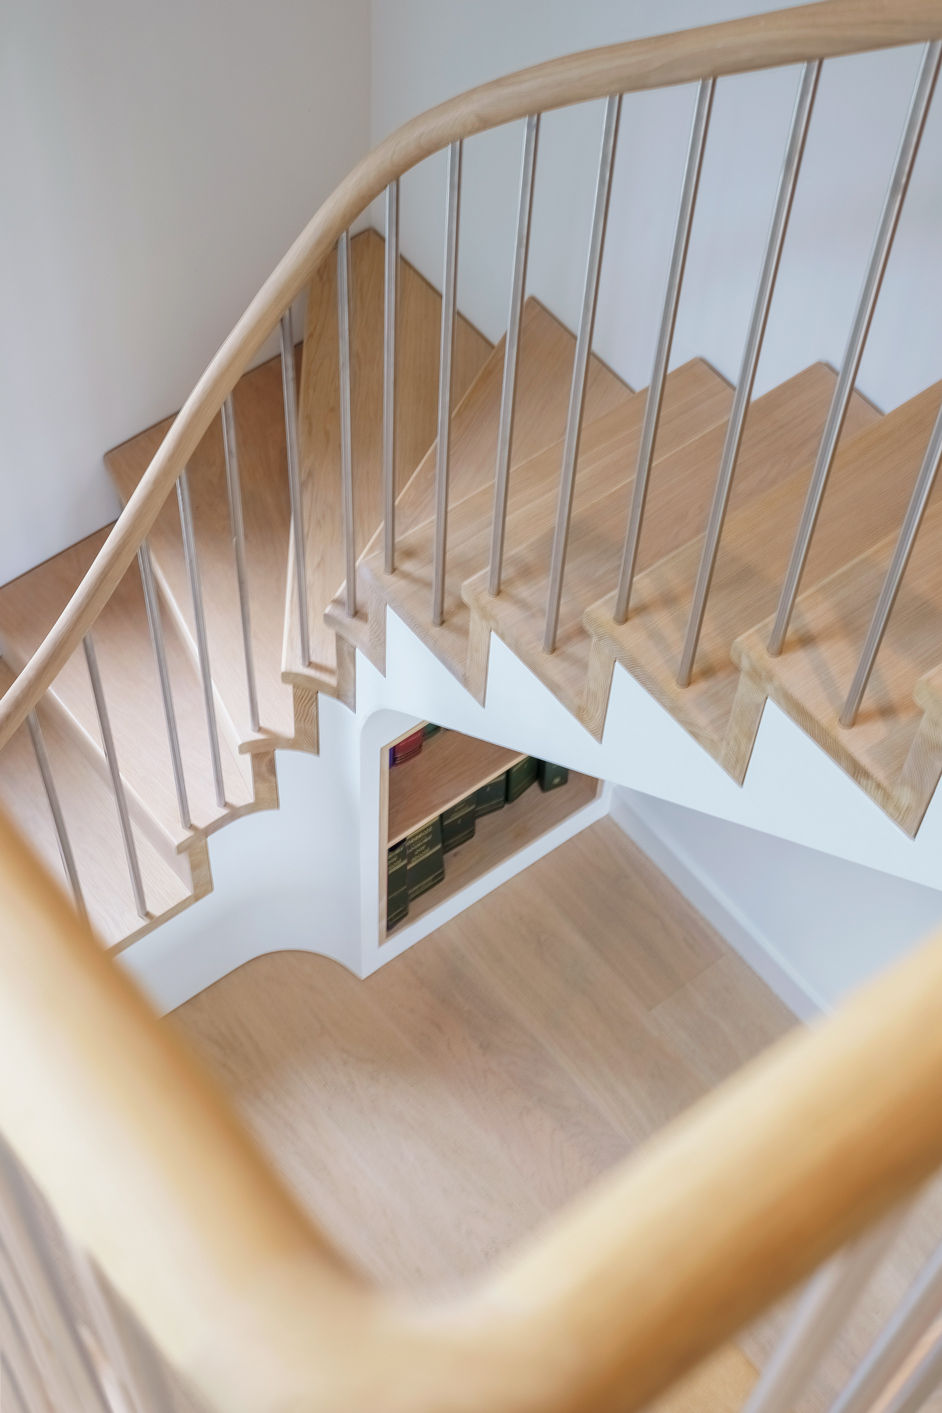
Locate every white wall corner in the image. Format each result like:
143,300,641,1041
607,786,824,1020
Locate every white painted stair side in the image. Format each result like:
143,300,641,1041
124,601,942,1015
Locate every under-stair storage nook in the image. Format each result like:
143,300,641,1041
380,722,599,937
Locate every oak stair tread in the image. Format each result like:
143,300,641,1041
287,229,493,694
106,349,301,746
0,526,257,849
464,361,875,736
0,659,195,951
587,378,942,782
335,294,637,685
649,1344,758,1413
733,436,942,834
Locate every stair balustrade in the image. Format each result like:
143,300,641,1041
3,4,942,1405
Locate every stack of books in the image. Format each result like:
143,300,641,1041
385,738,573,932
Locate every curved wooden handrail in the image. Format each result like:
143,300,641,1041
1,0,941,752
5,800,942,1413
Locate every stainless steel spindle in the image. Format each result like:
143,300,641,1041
740,1215,903,1413
221,396,260,733
826,1235,942,1413
280,309,311,665
613,77,715,625
841,401,942,727
26,709,87,922
544,93,621,653
337,229,357,616
176,470,226,808
489,112,540,597
383,180,400,575
877,1331,942,1413
431,139,463,626
769,41,942,657
137,542,191,830
83,634,148,920
676,59,821,686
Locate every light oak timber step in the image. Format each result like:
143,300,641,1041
355,358,731,696
285,229,493,701
733,454,942,835
106,348,312,753
0,660,200,952
466,362,874,737
328,295,634,683
587,380,942,790
649,1344,758,1413
0,528,273,858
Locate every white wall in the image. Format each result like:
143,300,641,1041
610,785,942,1015
371,0,942,411
0,0,371,586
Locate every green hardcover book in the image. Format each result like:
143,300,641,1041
441,794,476,852
475,774,507,817
405,817,445,901
422,721,442,740
505,755,539,803
538,759,569,792
386,841,410,930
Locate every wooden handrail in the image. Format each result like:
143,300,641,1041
1,0,941,751
5,797,942,1413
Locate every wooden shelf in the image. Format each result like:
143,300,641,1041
387,728,524,846
385,769,599,940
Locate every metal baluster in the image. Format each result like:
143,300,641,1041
384,180,400,575
83,634,147,919
826,1234,942,1413
613,77,715,624
740,1214,903,1413
841,401,942,727
769,41,942,656
221,396,260,732
544,94,621,653
337,229,356,616
176,470,226,808
26,709,87,922
676,59,821,685
489,112,540,596
137,543,191,830
432,139,463,627
280,309,311,665
877,1330,942,1413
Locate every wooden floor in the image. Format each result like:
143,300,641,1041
171,818,942,1412
172,817,794,1278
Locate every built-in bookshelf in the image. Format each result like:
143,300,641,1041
380,723,599,939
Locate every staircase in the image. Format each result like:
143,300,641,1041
6,6,942,1413
2,245,942,943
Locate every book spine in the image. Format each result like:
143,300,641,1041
405,818,445,901
505,755,539,803
392,729,425,766
538,760,569,792
475,775,507,817
441,794,476,852
386,841,410,930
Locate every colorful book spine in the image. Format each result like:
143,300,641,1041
422,722,442,740
391,729,425,766
405,818,445,901
441,794,476,852
538,759,569,792
386,841,410,930
505,755,539,803
475,775,507,817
